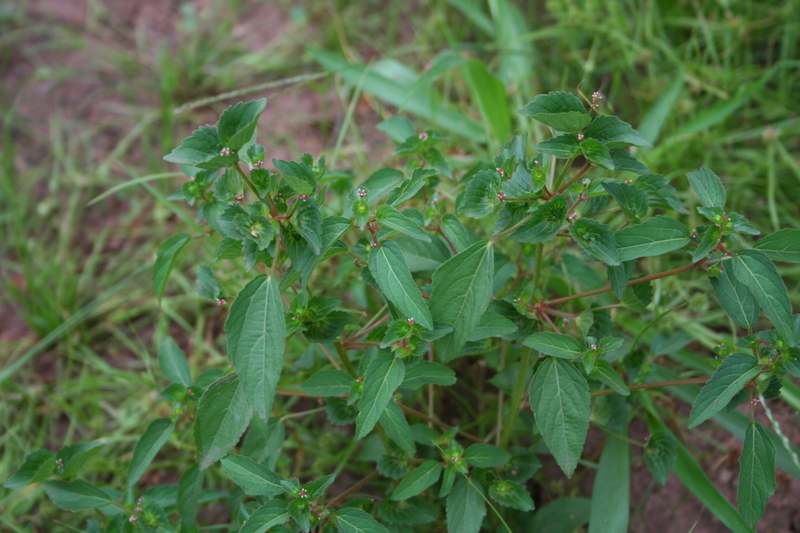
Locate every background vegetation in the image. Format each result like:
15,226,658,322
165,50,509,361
1,0,799,531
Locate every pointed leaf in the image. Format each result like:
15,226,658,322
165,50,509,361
580,139,615,170
519,91,591,132
387,168,435,207
738,423,776,528
380,401,416,455
467,312,518,341
391,460,443,500
602,182,649,223
459,170,502,218
570,218,620,265
334,507,389,533
614,216,690,261
43,479,112,511
429,241,494,361
509,195,567,244
446,477,486,533
153,233,191,303
272,159,316,196
221,454,282,496
607,261,634,300
523,332,583,359
688,353,761,428
217,99,267,151
644,429,678,485
710,268,760,329
196,264,225,301
163,126,239,170
753,228,800,262
295,198,322,254
529,358,590,477
225,275,285,423
592,360,630,395
732,250,795,346
302,369,354,396
127,418,175,488
533,134,581,158
588,431,630,533
57,442,104,481
4,449,56,489
693,225,722,261
195,375,252,470
369,240,433,330
400,361,456,390
158,336,192,387
460,59,511,143
463,444,512,468
376,204,431,241
585,115,651,148
239,501,289,533
178,464,203,524
488,480,535,511
688,167,726,208
356,355,405,439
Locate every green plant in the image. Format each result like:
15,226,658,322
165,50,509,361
6,90,800,533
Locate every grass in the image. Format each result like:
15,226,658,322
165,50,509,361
1,0,799,531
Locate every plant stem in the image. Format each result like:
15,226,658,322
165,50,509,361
547,259,707,306
234,163,268,205
326,470,379,508
590,376,710,397
333,341,357,377
349,312,391,341
500,346,532,448
551,157,575,192
532,242,544,297
556,162,592,195
490,213,533,243
397,403,486,444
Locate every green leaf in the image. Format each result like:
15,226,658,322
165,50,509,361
377,117,415,143
614,215,690,261
380,401,416,455
400,361,456,390
158,336,192,387
488,480,534,511
463,443,512,468
533,134,581,158
4,449,56,489
225,275,285,423
731,250,795,346
178,463,203,524
738,423,776,528
710,268,760,329
530,497,591,533
153,233,191,303
387,168,435,207
529,358,590,477
580,138,615,170
391,460,443,500
196,264,225,301
43,479,111,512
644,429,677,485
588,431,630,533
753,228,800,262
272,159,316,196
302,369,354,396
56,442,104,481
687,167,726,208
693,225,722,261
334,507,389,533
523,332,583,359
376,204,431,242
585,115,651,149
688,353,761,428
220,454,282,496
127,418,175,488
509,195,567,244
429,241,494,361
446,477,486,533
607,261,634,300
356,355,405,439
195,375,252,470
467,312,518,341
519,91,591,132
239,500,289,533
163,126,239,170
570,218,620,265
609,149,650,175
295,198,323,254
369,240,433,330
459,170,502,218
460,59,511,143
217,99,267,151
591,359,630,395
602,182,649,223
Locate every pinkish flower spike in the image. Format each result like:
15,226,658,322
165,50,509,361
220,147,232,156
577,134,584,141
419,132,428,141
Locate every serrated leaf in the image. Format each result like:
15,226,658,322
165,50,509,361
4,449,56,489
377,498,437,525
580,138,615,170
195,375,252,470
644,429,677,485
369,240,433,330
429,241,494,361
467,312,518,341
401,361,456,390
376,204,431,241
585,115,651,149
738,423,776,528
753,228,800,262
519,91,591,132
588,431,630,533
459,170,502,218
221,454,282,496
570,218,620,265
592,360,630,395
356,355,405,439
178,463,203,524
387,168,436,207
295,198,322,254
602,182,649,223
710,268,760,329
463,444,512,468
163,126,239,170
614,215,690,261
523,332,583,359
225,275,285,423
509,195,567,244
381,401,416,455
302,369,354,396
688,167,726,208
488,480,535,511
56,442,104,481
688,353,761,428
693,225,722,261
391,460,442,500
446,477,486,533
127,418,175,488
635,173,688,213
731,250,795,346
43,479,112,512
217,99,267,151
153,233,191,303
533,134,581,158
531,497,591,532
272,159,316,196
239,500,289,533
334,507,389,533
196,264,225,301
529,358,590,477
609,148,650,175
158,336,192,387
424,146,452,178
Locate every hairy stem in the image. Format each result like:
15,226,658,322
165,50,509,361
398,403,486,444
326,471,379,509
